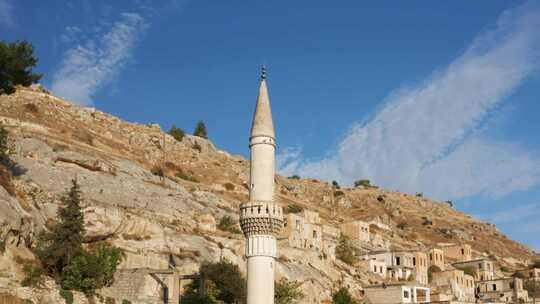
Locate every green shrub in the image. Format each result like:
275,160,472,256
61,244,125,293
0,239,5,253
289,175,300,180
105,297,115,304
462,266,476,277
182,260,246,304
332,287,357,304
21,264,45,287
176,169,199,183
336,234,357,265
193,121,208,139
59,289,73,304
217,216,241,234
0,40,43,95
122,300,132,304
286,204,303,214
353,179,370,188
275,278,304,304
500,266,510,273
332,180,340,188
168,125,185,142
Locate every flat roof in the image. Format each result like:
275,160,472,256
452,258,492,264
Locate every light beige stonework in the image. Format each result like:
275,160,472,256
239,72,283,304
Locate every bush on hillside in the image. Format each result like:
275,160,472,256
332,287,357,304
336,234,357,265
353,179,370,188
332,180,340,188
61,244,125,293
21,264,45,287
462,266,476,277
217,215,241,234
0,40,42,95
289,175,300,180
275,278,304,304
168,125,185,142
286,204,303,214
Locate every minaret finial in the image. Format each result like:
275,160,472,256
261,64,267,80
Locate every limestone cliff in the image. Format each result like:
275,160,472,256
0,86,535,303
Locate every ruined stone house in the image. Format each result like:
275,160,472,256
430,269,475,302
364,283,430,304
440,243,472,262
453,258,495,281
476,277,529,303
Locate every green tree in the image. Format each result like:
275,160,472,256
336,234,357,265
194,120,208,139
61,244,125,293
217,215,241,234
0,40,42,94
332,180,340,188
182,260,246,304
332,287,357,304
275,278,304,304
353,179,370,188
168,124,185,142
35,179,85,278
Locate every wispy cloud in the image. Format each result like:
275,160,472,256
0,0,14,26
278,1,540,200
51,13,149,105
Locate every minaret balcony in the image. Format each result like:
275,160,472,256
239,201,283,237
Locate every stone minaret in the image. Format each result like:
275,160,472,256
240,66,284,304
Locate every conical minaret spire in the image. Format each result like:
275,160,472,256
240,66,283,304
250,65,275,139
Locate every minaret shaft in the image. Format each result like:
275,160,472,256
240,69,283,304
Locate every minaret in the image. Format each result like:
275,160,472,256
240,66,283,304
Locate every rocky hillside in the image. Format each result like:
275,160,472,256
0,86,536,303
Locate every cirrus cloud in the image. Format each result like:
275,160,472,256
278,1,540,200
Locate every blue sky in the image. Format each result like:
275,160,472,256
1,0,540,251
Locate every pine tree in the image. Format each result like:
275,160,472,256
193,120,208,139
0,40,43,94
36,179,85,277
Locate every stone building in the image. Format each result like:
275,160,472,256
453,258,495,281
360,258,388,278
440,243,472,262
340,220,370,246
476,277,529,303
364,283,430,304
516,267,540,281
428,248,446,272
281,209,323,251
413,251,429,285
430,269,475,302
368,251,415,281
322,224,339,261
